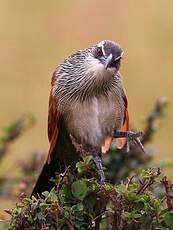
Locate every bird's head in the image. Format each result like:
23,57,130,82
91,40,123,72
56,40,124,103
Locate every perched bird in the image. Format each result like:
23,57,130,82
31,40,143,196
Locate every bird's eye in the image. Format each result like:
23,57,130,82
97,47,103,57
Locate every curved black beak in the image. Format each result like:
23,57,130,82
105,51,124,70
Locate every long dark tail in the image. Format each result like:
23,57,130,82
31,122,79,197
31,158,64,197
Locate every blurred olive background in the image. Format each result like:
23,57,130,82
0,0,173,215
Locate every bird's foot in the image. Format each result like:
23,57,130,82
91,149,105,185
114,130,145,153
70,135,106,184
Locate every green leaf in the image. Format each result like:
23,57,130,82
71,203,84,213
71,179,87,200
153,199,161,211
49,192,58,201
164,212,173,227
84,155,92,164
22,198,32,205
59,185,73,203
25,214,33,223
42,191,49,197
126,191,137,201
39,203,49,209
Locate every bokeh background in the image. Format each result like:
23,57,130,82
0,0,172,219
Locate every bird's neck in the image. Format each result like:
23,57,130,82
54,58,120,107
55,75,119,110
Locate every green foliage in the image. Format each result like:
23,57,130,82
0,98,170,229
3,157,173,230
164,212,173,228
71,179,87,200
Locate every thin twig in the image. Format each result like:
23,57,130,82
57,166,70,192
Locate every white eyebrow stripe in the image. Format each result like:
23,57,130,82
120,51,124,58
98,41,106,56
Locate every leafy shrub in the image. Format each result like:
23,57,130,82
3,156,173,230
0,97,170,229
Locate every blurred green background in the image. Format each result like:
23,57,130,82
0,0,172,218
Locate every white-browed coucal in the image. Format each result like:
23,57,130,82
31,40,143,196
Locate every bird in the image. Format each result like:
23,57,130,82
31,40,143,196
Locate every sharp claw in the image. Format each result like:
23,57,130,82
114,130,145,153
132,137,146,153
127,131,146,153
128,131,143,140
